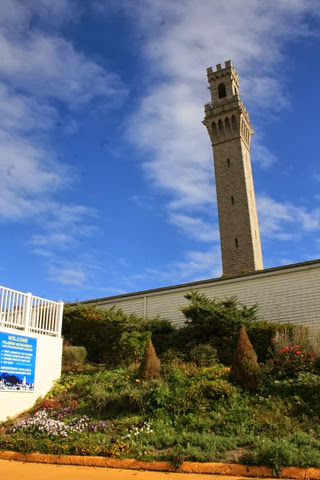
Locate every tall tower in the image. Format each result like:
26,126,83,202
203,60,263,276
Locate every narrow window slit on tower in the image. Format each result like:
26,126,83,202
218,83,226,98
231,196,234,205
227,158,230,167
235,238,238,248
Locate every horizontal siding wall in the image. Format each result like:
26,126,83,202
94,262,320,329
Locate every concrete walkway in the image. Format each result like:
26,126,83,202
1,459,273,480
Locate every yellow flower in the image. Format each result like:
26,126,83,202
135,379,140,383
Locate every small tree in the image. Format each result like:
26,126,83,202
231,325,261,391
138,338,161,380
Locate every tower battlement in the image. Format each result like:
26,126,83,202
203,61,263,276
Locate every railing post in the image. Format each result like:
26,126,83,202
57,301,64,337
23,292,32,332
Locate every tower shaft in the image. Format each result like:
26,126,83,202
203,60,263,276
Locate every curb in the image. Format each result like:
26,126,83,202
1,451,320,479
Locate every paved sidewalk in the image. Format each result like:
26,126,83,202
1,459,273,480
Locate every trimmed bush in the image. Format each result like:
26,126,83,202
138,339,161,380
231,325,261,391
62,346,87,372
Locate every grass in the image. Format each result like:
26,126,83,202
1,360,320,475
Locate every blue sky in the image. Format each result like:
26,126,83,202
1,0,320,302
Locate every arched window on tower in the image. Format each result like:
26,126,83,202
225,117,232,138
231,115,237,133
218,119,225,139
218,83,226,98
211,122,218,142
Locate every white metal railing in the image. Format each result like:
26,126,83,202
0,286,63,337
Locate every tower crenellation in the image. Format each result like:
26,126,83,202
203,60,263,276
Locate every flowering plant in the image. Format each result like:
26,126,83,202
34,398,78,419
11,411,110,437
122,421,153,441
274,344,314,377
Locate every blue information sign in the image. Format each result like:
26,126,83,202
0,332,37,392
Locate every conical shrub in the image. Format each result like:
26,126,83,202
231,325,261,391
138,338,161,380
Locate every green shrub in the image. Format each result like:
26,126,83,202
180,291,257,364
143,381,171,413
241,433,320,476
62,346,87,372
87,381,142,416
142,317,178,357
231,326,261,391
189,344,218,366
62,303,143,365
241,437,295,476
186,379,238,413
271,372,320,416
119,330,150,365
161,348,185,364
138,339,161,380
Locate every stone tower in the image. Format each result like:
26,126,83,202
203,60,263,276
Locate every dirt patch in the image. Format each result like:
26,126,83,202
224,447,250,463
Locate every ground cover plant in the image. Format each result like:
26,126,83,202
1,293,320,476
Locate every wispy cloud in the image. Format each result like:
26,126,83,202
119,0,320,243
251,138,278,168
49,266,88,288
0,1,127,286
258,195,320,240
120,246,222,292
0,0,126,221
30,203,97,250
169,213,219,242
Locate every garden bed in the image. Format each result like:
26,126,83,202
1,363,320,477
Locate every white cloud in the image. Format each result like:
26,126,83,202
251,137,278,168
0,132,68,220
122,0,320,241
0,0,127,223
0,0,127,288
121,246,222,291
0,0,79,32
169,213,219,242
0,33,126,108
258,195,320,240
173,247,222,280
49,266,88,288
